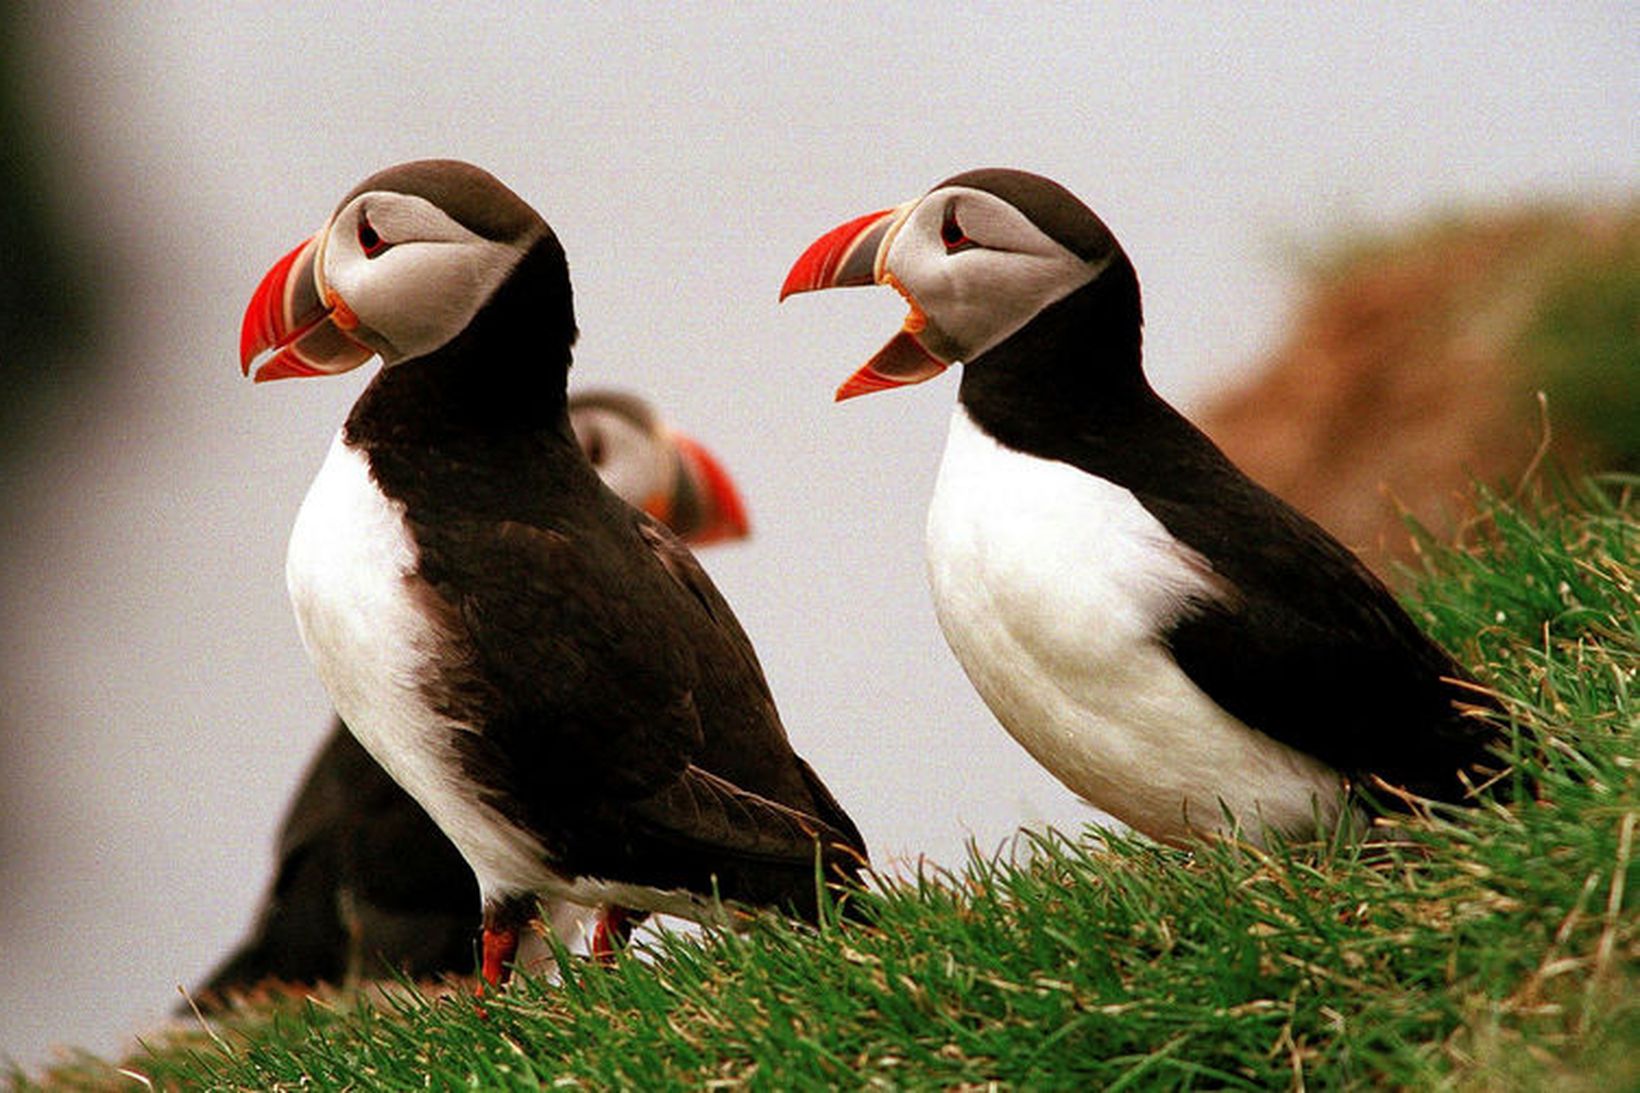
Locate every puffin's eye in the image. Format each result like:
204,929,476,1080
358,213,389,258
940,205,975,253
582,425,606,467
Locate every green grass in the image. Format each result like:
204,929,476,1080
1523,241,1640,467
18,476,1637,1091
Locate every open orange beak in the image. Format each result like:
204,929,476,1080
239,232,375,382
779,202,949,401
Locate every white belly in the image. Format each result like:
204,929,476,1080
285,434,551,901
925,406,1347,846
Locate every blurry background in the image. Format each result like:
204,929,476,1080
1,3,1632,1071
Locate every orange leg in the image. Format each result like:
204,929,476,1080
480,922,520,990
476,896,532,995
589,905,650,965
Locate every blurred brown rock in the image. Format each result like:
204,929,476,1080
1201,202,1638,578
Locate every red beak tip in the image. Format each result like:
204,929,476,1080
781,207,899,302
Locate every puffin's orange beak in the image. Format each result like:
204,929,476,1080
648,430,750,546
779,207,902,299
779,201,948,402
239,232,374,382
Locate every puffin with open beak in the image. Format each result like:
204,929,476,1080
782,168,1508,847
239,159,865,989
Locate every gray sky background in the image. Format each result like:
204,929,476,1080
1,2,1632,1070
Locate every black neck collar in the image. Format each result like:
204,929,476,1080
345,237,579,448
956,251,1164,461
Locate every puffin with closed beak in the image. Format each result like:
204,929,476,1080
240,159,865,988
199,391,752,1000
781,168,1507,847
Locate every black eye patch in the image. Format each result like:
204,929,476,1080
940,204,976,254
358,212,390,258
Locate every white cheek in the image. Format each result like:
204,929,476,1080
885,187,1106,363
571,412,670,508
323,223,529,363
596,439,669,508
938,249,1098,360
367,242,521,359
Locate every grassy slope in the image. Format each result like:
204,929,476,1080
18,476,1637,1091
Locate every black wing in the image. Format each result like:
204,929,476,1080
634,515,868,858
409,494,865,903
1138,465,1505,803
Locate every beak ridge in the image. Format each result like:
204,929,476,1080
779,205,907,300
240,236,319,374
239,231,374,382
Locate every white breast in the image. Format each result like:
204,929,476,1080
284,434,553,901
924,406,1348,846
